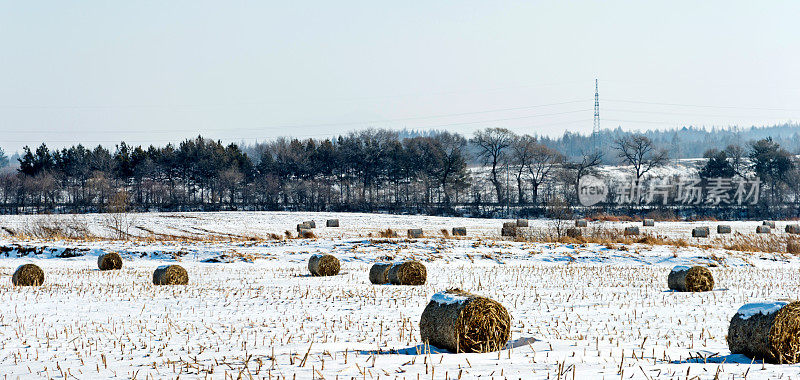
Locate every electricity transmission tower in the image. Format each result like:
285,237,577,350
593,78,600,152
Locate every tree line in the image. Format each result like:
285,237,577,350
0,128,798,218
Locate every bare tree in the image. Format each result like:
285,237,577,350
614,134,668,192
511,134,536,204
472,128,514,204
724,143,747,178
569,151,603,203
527,143,563,206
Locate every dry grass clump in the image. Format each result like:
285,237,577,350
440,229,450,238
308,254,340,276
388,260,426,285
419,289,511,353
12,264,44,286
728,301,800,364
379,228,398,238
667,266,714,292
152,265,189,285
566,228,582,238
97,252,123,270
787,239,800,254
368,262,392,284
18,216,96,241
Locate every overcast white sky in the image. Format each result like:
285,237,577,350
2,1,800,153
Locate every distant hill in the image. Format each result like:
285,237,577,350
538,123,800,163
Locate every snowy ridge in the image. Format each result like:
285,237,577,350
431,291,469,305
736,302,788,320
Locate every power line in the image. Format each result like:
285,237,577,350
605,99,800,112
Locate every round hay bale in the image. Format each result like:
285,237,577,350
501,222,517,237
419,289,511,353
388,260,426,285
728,301,800,364
692,227,710,238
298,229,316,239
566,227,582,238
786,224,800,234
624,226,640,236
763,221,777,228
452,227,467,236
308,254,340,276
717,225,732,234
407,229,423,238
152,265,189,285
12,264,44,286
575,219,588,227
757,225,771,234
97,252,123,270
516,219,528,227
304,220,316,229
296,222,312,232
667,265,713,292
643,219,655,227
369,262,392,284
326,219,339,227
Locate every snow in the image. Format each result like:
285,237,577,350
671,265,691,273
431,290,469,305
736,302,789,320
0,211,800,378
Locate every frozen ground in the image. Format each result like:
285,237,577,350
1,212,799,378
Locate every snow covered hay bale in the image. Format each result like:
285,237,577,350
728,301,800,363
308,254,340,276
419,289,511,353
763,221,777,229
643,219,655,226
575,219,588,227
304,220,316,228
97,252,123,270
407,228,423,238
452,227,467,236
757,225,771,234
786,224,800,234
667,265,714,292
624,226,640,236
717,225,732,234
152,265,188,285
515,219,528,227
12,264,44,286
388,261,426,285
326,219,339,227
369,262,392,284
692,227,710,238
296,222,312,232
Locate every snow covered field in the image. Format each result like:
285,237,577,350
1,211,800,378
